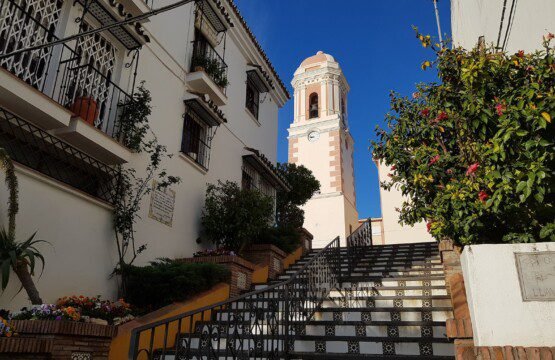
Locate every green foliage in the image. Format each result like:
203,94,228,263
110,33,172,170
118,82,152,152
372,30,555,246
252,226,302,253
275,163,320,229
123,259,230,311
0,230,47,291
201,181,274,253
192,53,229,88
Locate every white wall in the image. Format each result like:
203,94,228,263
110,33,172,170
461,242,555,347
451,0,555,53
374,160,433,245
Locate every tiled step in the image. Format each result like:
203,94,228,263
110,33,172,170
292,352,454,359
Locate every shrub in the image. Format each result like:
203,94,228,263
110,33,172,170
372,30,555,245
252,227,302,253
123,259,230,311
201,181,274,253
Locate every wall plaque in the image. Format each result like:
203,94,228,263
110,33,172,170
148,180,176,227
515,251,555,301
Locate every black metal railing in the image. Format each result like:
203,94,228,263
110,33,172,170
190,39,228,91
129,236,342,360
346,218,373,274
0,106,118,203
181,111,213,170
0,0,133,143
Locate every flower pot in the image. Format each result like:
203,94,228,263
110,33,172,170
70,96,98,125
194,66,205,72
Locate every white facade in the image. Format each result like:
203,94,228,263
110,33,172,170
461,243,555,347
0,0,288,310
451,0,555,52
374,160,433,245
287,52,358,248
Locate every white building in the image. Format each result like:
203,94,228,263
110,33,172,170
451,0,555,53
287,51,359,248
0,0,289,310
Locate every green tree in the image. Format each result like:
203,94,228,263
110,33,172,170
276,163,320,229
0,149,47,304
201,181,274,253
372,30,555,246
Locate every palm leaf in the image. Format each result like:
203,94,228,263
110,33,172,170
1,260,11,290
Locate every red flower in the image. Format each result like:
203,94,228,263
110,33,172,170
436,111,448,122
478,190,489,203
426,222,432,233
429,155,440,165
391,165,396,171
466,163,479,176
420,108,430,117
446,169,453,175
517,50,525,58
545,32,555,41
495,103,506,116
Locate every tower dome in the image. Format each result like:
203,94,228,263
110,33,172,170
300,51,336,67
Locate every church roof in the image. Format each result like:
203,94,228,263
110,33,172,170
300,51,336,67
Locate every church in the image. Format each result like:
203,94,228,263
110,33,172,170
287,51,359,248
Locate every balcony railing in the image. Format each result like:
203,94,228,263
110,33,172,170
0,106,118,204
0,0,133,143
190,39,228,91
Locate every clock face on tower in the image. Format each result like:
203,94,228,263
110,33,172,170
307,131,320,142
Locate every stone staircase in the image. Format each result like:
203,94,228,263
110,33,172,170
147,241,454,359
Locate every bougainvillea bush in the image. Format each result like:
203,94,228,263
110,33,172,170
372,30,555,245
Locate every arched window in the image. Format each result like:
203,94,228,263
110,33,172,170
309,93,319,119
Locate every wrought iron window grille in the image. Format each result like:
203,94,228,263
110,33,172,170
180,107,215,170
0,106,118,204
245,77,260,120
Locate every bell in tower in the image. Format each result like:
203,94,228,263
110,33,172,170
287,51,358,247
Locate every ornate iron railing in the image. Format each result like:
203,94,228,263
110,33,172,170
190,39,228,91
346,218,373,274
0,106,118,203
0,0,133,143
129,236,342,360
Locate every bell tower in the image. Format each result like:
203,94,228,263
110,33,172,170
288,51,358,247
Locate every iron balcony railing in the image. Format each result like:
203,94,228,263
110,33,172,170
0,0,133,144
0,106,118,204
129,236,342,360
346,218,373,274
190,39,228,91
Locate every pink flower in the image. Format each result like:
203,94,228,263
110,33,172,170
429,155,440,165
391,165,396,171
545,32,555,41
478,190,489,203
420,108,430,117
387,173,393,177
412,92,421,99
495,103,506,116
446,169,453,175
466,163,479,176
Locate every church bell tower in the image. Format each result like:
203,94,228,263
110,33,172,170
288,51,358,247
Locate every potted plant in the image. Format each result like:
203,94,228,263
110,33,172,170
70,96,98,126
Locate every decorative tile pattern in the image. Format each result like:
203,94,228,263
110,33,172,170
315,340,326,353
394,298,404,308
422,299,432,308
421,326,433,338
361,311,372,323
366,299,375,308
419,342,434,356
325,325,335,336
348,340,360,354
382,341,396,355
356,324,366,337
391,311,402,321
333,311,342,322
422,311,433,322
71,353,92,360
387,325,399,338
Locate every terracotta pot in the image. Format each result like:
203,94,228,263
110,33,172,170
70,96,98,125
194,66,205,72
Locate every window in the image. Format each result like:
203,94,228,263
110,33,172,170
181,111,211,169
309,93,319,119
246,78,260,119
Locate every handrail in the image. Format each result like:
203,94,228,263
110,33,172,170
129,236,342,359
346,218,373,274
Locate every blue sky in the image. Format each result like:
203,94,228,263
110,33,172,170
235,0,452,219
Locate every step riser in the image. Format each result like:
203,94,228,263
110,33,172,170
294,340,454,356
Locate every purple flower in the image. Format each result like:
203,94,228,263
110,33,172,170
55,316,62,321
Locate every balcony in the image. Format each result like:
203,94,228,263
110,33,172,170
0,0,135,164
186,39,228,106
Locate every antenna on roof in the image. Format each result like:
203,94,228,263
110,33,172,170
432,0,444,46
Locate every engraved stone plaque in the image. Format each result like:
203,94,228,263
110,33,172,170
515,251,555,301
148,180,176,227
237,272,247,290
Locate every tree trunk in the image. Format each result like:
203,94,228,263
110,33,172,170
13,263,43,305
